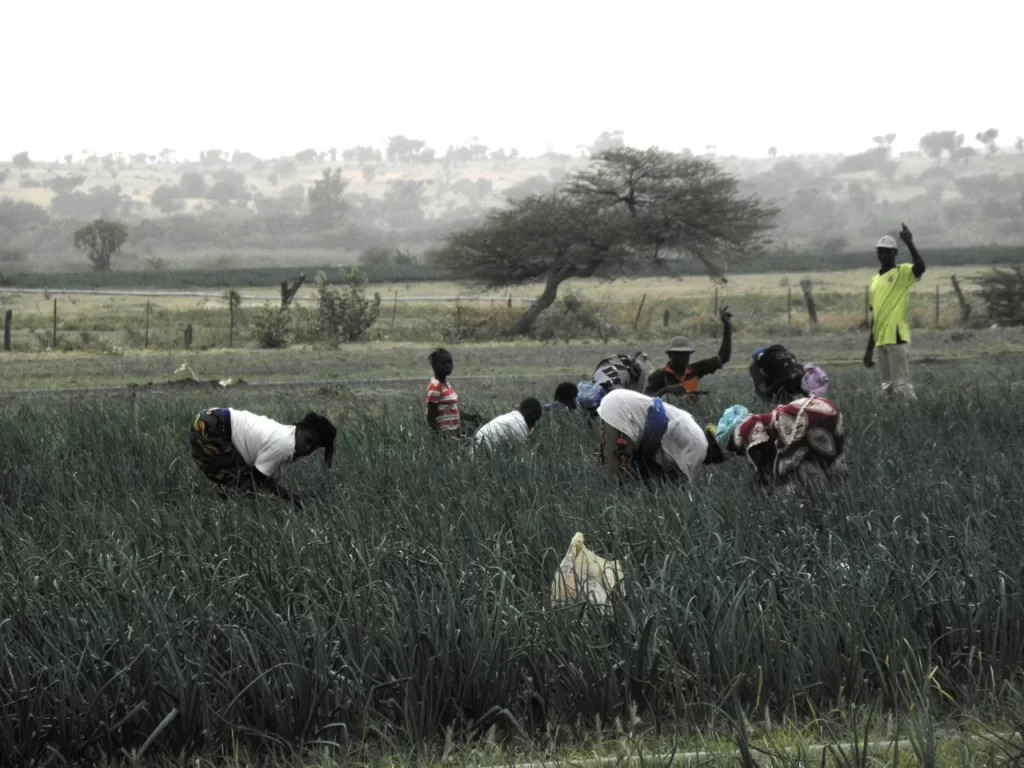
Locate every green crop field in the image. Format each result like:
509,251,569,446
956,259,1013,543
2,345,1024,766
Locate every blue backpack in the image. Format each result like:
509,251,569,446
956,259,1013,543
577,381,605,410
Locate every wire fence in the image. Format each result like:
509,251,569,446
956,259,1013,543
0,278,984,353
0,287,539,303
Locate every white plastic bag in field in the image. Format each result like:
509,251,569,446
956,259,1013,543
550,532,624,609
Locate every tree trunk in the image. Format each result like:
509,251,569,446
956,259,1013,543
950,274,972,324
281,274,307,307
800,279,818,325
510,267,571,335
89,249,111,271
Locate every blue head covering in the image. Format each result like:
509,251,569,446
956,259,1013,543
752,346,767,361
716,404,750,450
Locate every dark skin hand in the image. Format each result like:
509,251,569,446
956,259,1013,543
426,351,454,431
247,467,301,508
864,223,925,368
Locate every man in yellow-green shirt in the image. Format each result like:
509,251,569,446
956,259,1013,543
863,223,926,399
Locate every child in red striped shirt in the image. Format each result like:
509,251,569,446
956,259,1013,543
426,348,461,434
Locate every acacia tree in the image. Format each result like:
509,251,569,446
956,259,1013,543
435,147,777,335
919,131,964,164
73,219,128,271
436,194,629,334
565,147,778,278
975,128,999,155
308,168,348,229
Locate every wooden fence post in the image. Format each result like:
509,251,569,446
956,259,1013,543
391,290,398,332
280,274,307,308
130,385,139,435
3,309,11,352
713,286,719,317
935,285,940,326
662,309,670,328
799,279,818,326
144,301,151,348
52,297,57,349
787,286,792,327
950,274,972,324
184,323,193,349
863,286,870,328
633,293,647,332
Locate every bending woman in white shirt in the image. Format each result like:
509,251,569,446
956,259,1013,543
189,407,336,506
596,389,725,485
473,397,543,453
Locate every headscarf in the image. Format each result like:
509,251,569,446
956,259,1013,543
715,404,750,450
752,346,767,361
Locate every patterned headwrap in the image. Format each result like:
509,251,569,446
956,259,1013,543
715,404,751,450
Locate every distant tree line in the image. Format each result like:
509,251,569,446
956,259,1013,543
4,127,1024,274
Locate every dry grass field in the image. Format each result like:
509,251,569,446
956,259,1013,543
0,262,1003,361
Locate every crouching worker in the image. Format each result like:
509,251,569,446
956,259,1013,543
715,396,846,494
596,389,724,485
543,382,579,412
749,344,830,404
577,351,650,415
473,397,543,453
644,307,733,399
189,407,336,506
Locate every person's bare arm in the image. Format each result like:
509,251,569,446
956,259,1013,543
747,443,776,484
686,307,734,382
247,467,300,506
426,402,440,431
900,223,925,278
864,322,876,368
643,369,666,396
715,306,732,365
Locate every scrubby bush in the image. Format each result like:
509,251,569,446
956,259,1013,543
250,303,291,348
179,172,207,198
151,184,185,214
976,264,1024,326
311,267,381,343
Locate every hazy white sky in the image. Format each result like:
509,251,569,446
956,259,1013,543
5,0,1021,162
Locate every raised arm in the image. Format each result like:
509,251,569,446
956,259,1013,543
716,307,733,365
901,223,925,278
686,307,734,380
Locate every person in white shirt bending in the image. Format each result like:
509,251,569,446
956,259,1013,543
472,398,543,453
189,407,336,506
596,389,725,485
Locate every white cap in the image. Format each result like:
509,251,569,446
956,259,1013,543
876,235,898,251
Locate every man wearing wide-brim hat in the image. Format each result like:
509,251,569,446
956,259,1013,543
644,307,733,398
